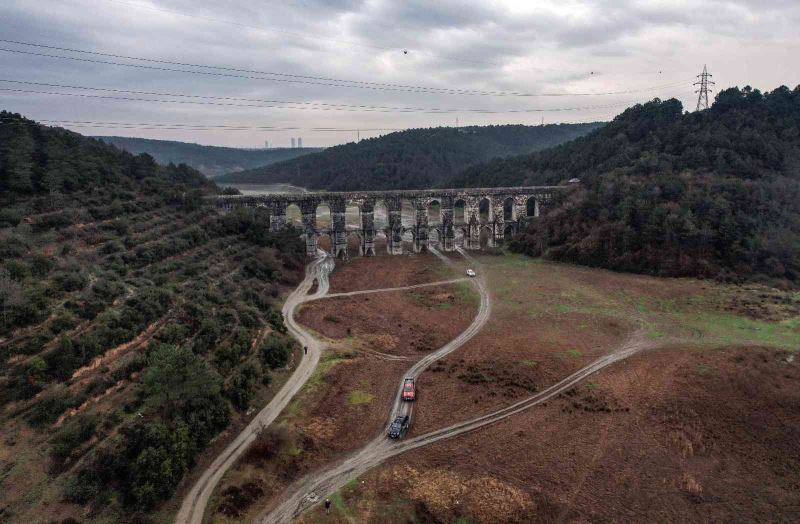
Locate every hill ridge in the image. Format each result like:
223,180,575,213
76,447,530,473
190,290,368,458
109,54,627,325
95,135,323,178
216,123,603,190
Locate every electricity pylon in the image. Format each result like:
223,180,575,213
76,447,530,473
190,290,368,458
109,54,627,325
694,65,715,111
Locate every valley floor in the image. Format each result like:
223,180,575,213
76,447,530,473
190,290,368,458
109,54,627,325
211,246,800,523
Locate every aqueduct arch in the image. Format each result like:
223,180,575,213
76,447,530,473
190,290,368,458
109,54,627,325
214,186,560,258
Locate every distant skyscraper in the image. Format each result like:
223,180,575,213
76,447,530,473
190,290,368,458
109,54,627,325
291,137,296,148
297,137,303,148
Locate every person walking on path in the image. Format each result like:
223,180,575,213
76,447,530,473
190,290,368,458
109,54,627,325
324,498,331,514
304,346,308,355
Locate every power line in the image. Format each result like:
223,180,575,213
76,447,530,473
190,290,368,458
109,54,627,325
0,39,470,94
0,79,691,114
96,0,696,76
0,40,694,98
0,93,701,134
94,0,505,68
0,117,403,132
694,64,714,111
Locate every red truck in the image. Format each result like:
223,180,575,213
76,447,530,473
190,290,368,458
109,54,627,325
402,378,416,401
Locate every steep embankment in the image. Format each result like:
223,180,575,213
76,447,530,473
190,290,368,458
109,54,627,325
95,136,322,177
0,111,307,522
215,123,603,190
452,86,800,284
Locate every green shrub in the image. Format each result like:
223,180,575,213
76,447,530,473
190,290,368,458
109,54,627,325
236,305,261,329
83,377,115,398
35,210,75,230
4,260,29,281
258,333,294,370
214,328,252,371
0,235,29,258
50,312,78,334
99,240,124,255
51,414,98,465
26,390,78,427
143,344,223,414
0,208,22,227
17,331,52,355
265,309,287,334
224,364,259,411
64,469,100,504
155,323,190,345
53,269,88,293
29,254,54,277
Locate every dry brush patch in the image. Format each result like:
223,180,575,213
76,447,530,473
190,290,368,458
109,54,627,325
296,285,476,357
292,254,800,523
327,251,455,293
210,273,479,521
410,253,800,435
304,344,800,523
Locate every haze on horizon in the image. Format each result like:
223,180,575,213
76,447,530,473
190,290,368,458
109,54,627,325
1,0,798,148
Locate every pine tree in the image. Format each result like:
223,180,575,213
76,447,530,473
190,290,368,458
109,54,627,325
41,138,66,193
3,127,35,192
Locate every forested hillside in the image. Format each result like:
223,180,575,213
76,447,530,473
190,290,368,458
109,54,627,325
96,136,322,177
473,86,800,284
216,123,603,190
0,112,306,521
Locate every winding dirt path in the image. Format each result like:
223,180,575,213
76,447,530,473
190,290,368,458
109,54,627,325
175,253,335,524
259,249,656,524
257,247,491,523
261,333,654,524
182,247,655,524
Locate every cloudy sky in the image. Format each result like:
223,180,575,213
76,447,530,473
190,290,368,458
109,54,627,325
1,0,798,147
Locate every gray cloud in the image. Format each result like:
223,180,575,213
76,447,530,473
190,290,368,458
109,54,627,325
0,0,797,147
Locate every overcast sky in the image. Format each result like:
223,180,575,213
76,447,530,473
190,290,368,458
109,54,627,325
1,0,798,147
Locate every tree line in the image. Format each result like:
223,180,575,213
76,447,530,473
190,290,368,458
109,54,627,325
0,112,308,520
460,86,800,284
215,123,603,190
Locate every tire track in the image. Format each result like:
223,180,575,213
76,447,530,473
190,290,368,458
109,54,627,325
260,247,492,523
176,252,334,524
260,253,655,524
317,278,469,300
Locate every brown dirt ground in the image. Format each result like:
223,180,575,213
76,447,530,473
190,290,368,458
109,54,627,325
327,247,453,293
299,344,800,523
211,273,479,521
294,285,477,451
214,253,800,523
297,285,476,357
409,255,650,435
411,308,632,435
407,251,798,437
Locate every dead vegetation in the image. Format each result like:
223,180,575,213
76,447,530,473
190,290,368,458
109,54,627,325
291,254,800,523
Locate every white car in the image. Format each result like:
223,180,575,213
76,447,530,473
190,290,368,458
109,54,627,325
466,269,476,277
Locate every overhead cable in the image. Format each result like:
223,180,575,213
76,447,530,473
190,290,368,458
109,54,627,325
0,79,691,114
0,40,693,98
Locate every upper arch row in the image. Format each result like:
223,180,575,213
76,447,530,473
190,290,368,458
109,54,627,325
213,185,564,212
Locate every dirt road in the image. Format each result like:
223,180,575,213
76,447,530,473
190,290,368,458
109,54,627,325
319,277,469,300
261,333,653,524
257,247,491,523
175,253,335,524
259,249,656,524
388,249,490,431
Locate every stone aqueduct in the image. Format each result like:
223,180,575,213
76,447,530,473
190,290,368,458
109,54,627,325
215,186,561,258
